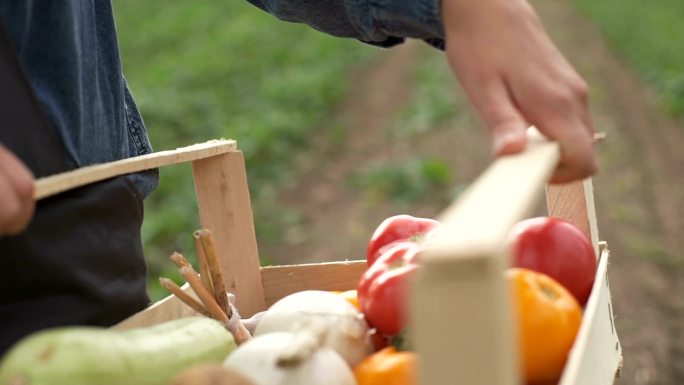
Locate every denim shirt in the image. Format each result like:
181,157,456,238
0,0,444,197
248,0,445,49
0,1,158,198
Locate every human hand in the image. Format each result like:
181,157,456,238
441,0,597,183
0,144,35,236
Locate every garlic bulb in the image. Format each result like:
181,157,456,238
254,290,373,367
223,332,356,385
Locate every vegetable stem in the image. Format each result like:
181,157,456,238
159,277,209,317
193,230,215,296
197,229,230,317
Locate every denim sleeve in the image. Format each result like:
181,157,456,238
246,0,445,49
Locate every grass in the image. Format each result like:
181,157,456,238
391,50,459,140
349,45,468,207
626,236,682,272
113,0,376,300
573,0,684,116
348,158,453,204
347,52,456,205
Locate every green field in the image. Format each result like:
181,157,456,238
573,0,684,116
113,1,377,299
113,1,684,301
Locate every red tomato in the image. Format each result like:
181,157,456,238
358,243,419,336
366,214,440,266
508,217,596,306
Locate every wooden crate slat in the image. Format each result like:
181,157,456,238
116,261,367,328
113,284,201,330
192,151,266,318
261,260,366,307
559,245,623,385
425,130,559,261
35,139,236,200
546,179,601,258
413,254,518,385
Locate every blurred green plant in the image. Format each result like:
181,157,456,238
347,43,462,208
113,0,376,300
390,49,458,139
573,0,684,116
348,158,453,204
350,44,461,207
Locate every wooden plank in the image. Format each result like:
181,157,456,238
413,255,517,385
113,284,201,330
35,139,236,200
559,244,623,385
192,151,266,317
261,260,366,307
424,129,559,262
413,129,560,385
116,260,366,328
546,179,601,257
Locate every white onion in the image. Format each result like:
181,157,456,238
223,332,356,385
254,290,373,367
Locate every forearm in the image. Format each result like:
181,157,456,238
246,0,598,182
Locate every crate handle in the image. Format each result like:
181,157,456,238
427,127,559,260
34,139,236,200
412,127,560,385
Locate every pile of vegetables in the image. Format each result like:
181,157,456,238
0,216,597,385
355,214,596,384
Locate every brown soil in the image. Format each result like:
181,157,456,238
260,0,684,383
534,1,684,383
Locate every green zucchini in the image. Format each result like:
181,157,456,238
0,317,236,385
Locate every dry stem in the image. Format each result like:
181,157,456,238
197,229,229,316
180,266,251,344
170,252,191,269
164,235,251,345
178,265,229,324
193,230,214,295
159,277,209,317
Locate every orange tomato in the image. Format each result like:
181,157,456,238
507,268,582,384
354,346,417,385
337,289,361,311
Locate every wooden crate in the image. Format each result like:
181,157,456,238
36,130,623,385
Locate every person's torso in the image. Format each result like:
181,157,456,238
0,0,156,353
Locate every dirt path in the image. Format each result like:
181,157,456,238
259,42,492,263
259,42,423,263
261,1,684,383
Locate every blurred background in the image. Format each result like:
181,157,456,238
113,0,683,383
